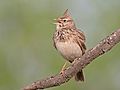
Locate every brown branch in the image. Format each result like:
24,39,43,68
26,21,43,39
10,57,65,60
23,29,120,90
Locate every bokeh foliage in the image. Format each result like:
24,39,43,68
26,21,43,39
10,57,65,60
0,0,120,90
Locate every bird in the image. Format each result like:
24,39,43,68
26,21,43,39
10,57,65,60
53,9,86,81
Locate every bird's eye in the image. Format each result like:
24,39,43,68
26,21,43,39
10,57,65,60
63,19,67,22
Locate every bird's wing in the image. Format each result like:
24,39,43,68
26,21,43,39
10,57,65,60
73,29,86,55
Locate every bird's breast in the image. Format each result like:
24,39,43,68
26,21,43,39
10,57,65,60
56,41,82,62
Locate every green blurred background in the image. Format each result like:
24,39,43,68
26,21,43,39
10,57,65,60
0,0,120,90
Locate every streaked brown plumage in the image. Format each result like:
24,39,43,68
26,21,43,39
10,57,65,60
53,9,86,81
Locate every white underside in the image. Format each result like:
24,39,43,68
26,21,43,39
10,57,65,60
56,41,82,62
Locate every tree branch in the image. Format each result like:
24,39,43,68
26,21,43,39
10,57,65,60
23,29,120,90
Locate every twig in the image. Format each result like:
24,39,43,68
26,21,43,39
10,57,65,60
23,28,120,90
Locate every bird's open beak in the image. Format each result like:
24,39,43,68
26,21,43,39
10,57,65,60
53,19,58,25
53,19,57,21
53,22,59,25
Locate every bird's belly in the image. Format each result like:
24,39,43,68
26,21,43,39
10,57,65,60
56,41,82,62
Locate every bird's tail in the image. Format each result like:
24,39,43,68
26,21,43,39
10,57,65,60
75,70,85,81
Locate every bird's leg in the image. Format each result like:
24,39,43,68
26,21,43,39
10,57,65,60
60,61,67,74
